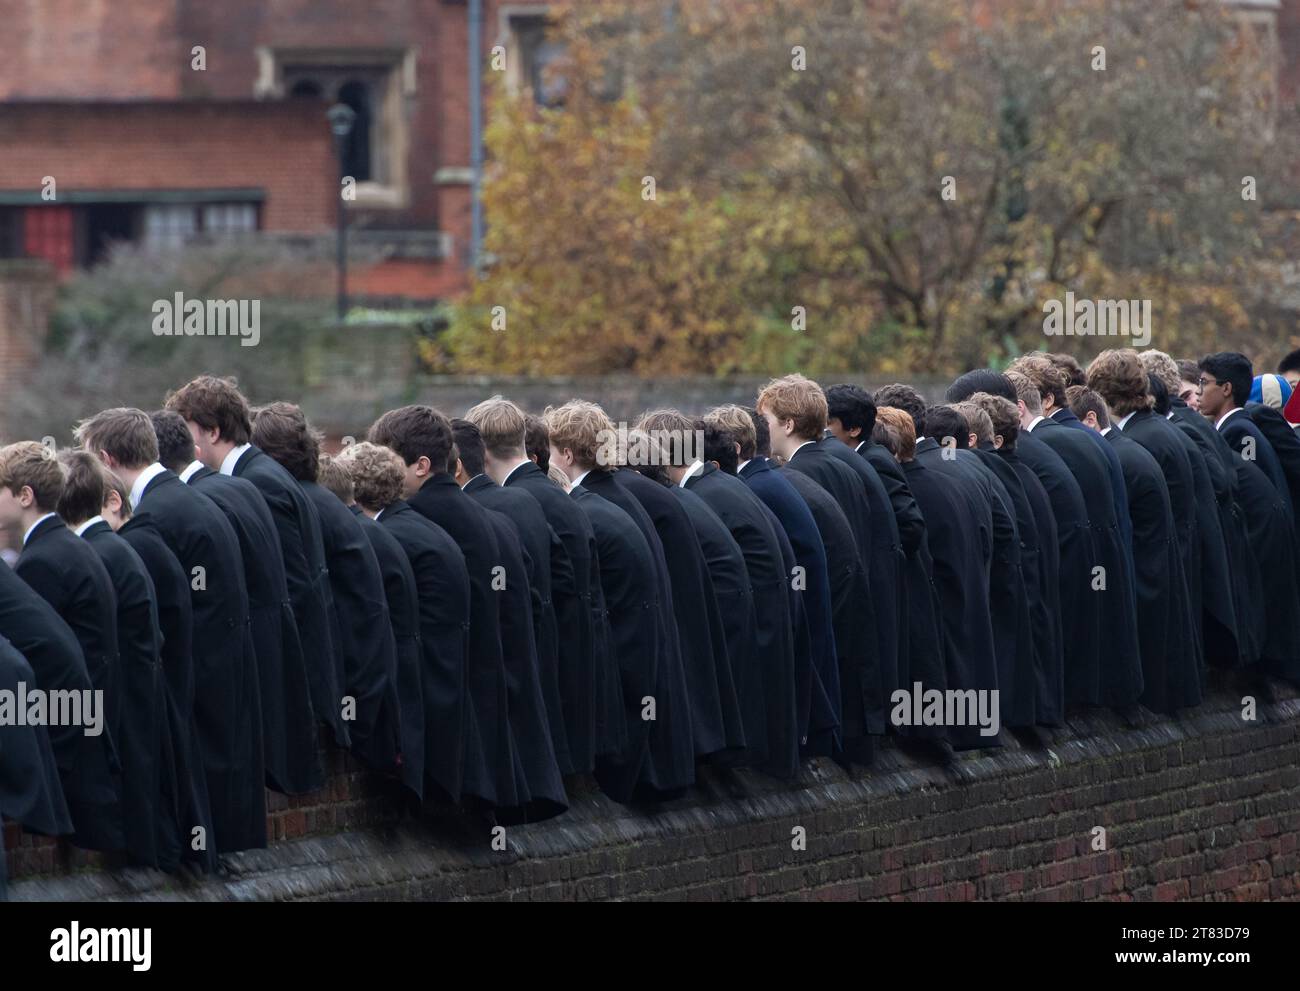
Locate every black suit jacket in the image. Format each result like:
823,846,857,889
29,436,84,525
1220,408,1294,520
739,458,837,754
118,515,214,872
189,465,320,794
1104,429,1201,713
461,486,567,820
231,446,348,749
685,463,799,778
17,515,121,742
131,467,265,853
375,499,470,804
0,561,120,851
407,474,517,808
352,505,424,801
787,440,896,710
672,486,749,754
0,639,73,840
503,459,599,775
1024,419,1143,706
81,520,164,867
1245,402,1300,534
611,467,741,761
580,469,694,797
303,482,402,780
569,485,656,803
465,472,572,774
997,446,1064,726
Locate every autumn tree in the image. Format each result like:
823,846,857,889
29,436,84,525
448,0,1293,376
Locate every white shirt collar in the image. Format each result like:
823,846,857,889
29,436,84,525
679,460,705,488
1166,411,1176,420
1100,426,1112,436
854,440,867,452
1027,415,1045,432
462,473,486,491
130,462,169,510
1216,406,1243,431
74,515,105,537
373,506,385,521
219,442,252,476
571,469,591,490
179,460,204,483
22,512,58,546
790,440,817,459
1116,411,1137,432
737,458,751,475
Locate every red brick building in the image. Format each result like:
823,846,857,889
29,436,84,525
0,0,563,302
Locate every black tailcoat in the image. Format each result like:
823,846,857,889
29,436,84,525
739,459,840,753
900,453,991,746
0,639,72,842
580,469,695,797
463,473,571,774
1118,410,1205,677
81,520,165,867
10,518,124,851
998,448,1064,726
786,441,896,711
503,459,599,775
1245,403,1300,539
407,474,517,808
189,466,320,794
352,506,425,800
685,463,800,778
302,482,402,778
1104,429,1201,713
609,467,739,762
230,448,347,748
1220,409,1294,519
118,516,215,871
462,482,567,819
1023,421,1143,705
970,446,1041,727
130,469,265,853
824,436,908,696
672,486,749,753
1212,424,1300,682
376,500,470,803
569,485,657,803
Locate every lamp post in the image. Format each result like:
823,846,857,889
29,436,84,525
469,0,484,272
327,102,357,323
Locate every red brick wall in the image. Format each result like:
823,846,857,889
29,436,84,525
7,689,1298,901
0,103,334,233
0,260,56,422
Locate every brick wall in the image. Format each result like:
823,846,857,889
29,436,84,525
0,103,334,233
7,686,1297,901
0,259,56,421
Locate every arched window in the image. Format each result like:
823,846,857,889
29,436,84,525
337,80,372,182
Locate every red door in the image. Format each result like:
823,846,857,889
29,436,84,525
24,205,75,275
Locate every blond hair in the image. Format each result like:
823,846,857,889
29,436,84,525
875,407,917,461
755,373,828,442
0,441,65,511
704,405,757,461
465,395,528,460
543,400,615,472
